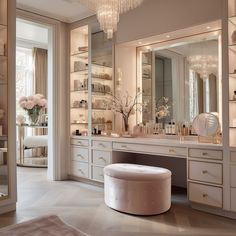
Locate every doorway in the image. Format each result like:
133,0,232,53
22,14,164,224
15,17,54,180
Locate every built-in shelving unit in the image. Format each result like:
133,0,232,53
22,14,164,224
228,0,236,213
228,1,236,147
70,25,89,136
69,24,114,182
70,26,114,137
91,31,113,134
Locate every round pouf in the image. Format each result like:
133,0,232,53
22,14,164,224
104,163,172,215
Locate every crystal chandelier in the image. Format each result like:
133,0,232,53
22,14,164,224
188,55,218,80
79,0,143,39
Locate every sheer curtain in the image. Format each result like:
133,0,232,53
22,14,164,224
33,48,48,98
33,48,48,157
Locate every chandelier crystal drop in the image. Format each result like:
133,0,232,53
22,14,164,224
79,0,143,39
188,55,218,80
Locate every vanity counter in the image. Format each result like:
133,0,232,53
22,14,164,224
71,135,223,150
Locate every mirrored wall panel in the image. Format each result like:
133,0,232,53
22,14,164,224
91,30,113,135
138,32,221,126
0,0,8,200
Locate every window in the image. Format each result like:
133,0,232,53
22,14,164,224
16,46,34,115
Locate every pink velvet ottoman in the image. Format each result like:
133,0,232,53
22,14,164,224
104,163,172,215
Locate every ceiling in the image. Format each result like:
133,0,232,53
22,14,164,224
166,39,218,57
16,0,94,23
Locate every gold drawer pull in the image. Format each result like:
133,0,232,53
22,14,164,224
202,170,208,174
169,149,175,153
98,143,105,148
202,152,208,156
202,193,208,198
99,157,106,162
121,145,128,148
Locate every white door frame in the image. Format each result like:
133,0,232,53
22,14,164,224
16,9,68,180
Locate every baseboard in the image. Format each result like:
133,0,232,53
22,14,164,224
191,202,236,219
68,175,104,188
0,203,16,215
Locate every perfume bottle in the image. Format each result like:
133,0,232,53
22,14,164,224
233,91,236,100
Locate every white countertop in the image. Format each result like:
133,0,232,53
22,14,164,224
71,135,223,149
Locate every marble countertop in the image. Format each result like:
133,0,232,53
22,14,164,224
71,135,223,149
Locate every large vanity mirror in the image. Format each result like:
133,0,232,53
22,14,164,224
137,31,221,126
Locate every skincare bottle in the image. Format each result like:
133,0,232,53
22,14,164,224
168,122,172,134
233,91,236,100
165,123,168,135
182,124,186,136
171,122,176,135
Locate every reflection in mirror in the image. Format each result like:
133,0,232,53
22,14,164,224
0,0,9,200
0,91,8,199
138,33,221,127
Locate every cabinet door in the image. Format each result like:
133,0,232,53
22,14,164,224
91,29,113,134
231,188,236,212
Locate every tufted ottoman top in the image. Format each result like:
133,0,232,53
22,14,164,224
104,163,171,181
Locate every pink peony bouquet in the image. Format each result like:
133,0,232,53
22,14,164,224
19,94,47,125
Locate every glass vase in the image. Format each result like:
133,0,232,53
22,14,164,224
28,110,40,126
123,116,129,134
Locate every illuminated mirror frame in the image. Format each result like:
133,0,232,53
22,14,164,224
136,25,222,126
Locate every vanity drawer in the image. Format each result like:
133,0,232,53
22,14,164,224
189,148,222,160
71,139,89,147
71,147,89,163
231,188,236,212
70,161,89,178
188,161,222,185
92,141,112,150
113,142,187,157
188,182,222,208
231,152,236,162
92,166,104,182
230,165,236,187
92,150,111,166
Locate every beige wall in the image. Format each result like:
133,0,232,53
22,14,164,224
117,0,223,43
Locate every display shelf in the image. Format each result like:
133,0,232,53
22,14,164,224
229,44,236,51
0,55,7,60
229,73,236,78
71,51,88,57
71,122,88,125
71,122,112,125
71,89,88,93
71,89,112,95
0,24,6,30
229,2,236,148
0,79,7,85
92,63,112,69
229,15,236,25
71,107,110,111
70,69,88,74
92,76,112,81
